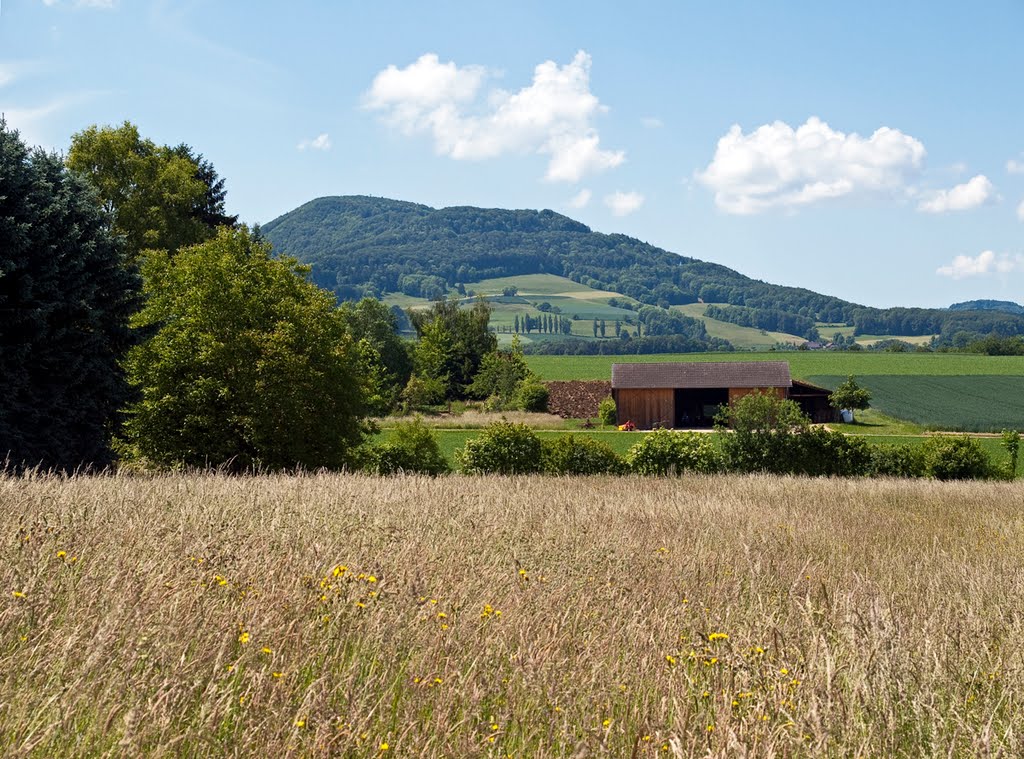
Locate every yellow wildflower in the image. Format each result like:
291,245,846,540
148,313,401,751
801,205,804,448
238,632,250,644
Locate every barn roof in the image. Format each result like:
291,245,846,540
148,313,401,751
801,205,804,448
611,362,792,389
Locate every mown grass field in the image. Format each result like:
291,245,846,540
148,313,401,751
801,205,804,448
383,274,642,342
3,474,1022,757
525,351,1024,381
672,304,803,349
808,375,1024,433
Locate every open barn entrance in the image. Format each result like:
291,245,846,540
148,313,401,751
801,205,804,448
674,388,728,428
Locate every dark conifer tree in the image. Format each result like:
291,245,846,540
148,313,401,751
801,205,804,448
0,121,141,471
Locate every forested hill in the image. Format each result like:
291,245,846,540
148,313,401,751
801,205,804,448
263,196,1024,340
949,300,1024,315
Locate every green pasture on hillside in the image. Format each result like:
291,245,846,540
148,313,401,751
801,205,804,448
673,303,804,348
525,351,1024,381
808,375,1024,433
384,273,643,339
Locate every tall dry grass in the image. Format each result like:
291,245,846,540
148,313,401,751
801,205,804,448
1,473,1022,757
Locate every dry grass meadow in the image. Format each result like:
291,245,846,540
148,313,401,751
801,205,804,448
2,473,1022,757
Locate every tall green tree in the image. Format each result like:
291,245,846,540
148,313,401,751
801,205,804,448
0,120,141,471
121,227,365,470
408,297,496,399
67,122,231,258
338,298,413,414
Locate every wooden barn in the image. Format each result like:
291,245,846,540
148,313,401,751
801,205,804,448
610,361,836,429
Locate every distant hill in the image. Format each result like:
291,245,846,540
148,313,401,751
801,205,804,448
262,196,1024,343
949,299,1024,315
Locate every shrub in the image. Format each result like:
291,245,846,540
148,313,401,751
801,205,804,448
793,427,872,477
716,392,809,474
457,421,543,474
923,435,995,480
598,397,617,427
359,417,448,475
402,374,447,409
869,443,928,478
515,381,550,412
626,429,722,475
542,435,625,475
1002,429,1020,479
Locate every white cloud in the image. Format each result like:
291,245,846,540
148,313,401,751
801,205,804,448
697,117,926,214
605,190,644,216
917,174,996,213
1008,158,1024,175
567,188,592,209
1017,198,1024,222
0,66,15,88
2,92,96,149
364,50,624,183
936,250,1024,279
297,133,331,151
641,116,663,129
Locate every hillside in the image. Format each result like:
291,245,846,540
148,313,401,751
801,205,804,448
262,196,1024,343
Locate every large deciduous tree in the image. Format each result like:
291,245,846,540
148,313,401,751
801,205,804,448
121,227,366,470
0,120,141,471
67,122,233,258
407,296,496,400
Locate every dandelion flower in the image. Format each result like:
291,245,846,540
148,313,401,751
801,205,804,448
261,647,272,654
379,742,389,752
238,632,251,644
295,719,305,728
12,591,25,598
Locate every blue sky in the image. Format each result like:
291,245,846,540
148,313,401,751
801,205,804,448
2,0,1022,308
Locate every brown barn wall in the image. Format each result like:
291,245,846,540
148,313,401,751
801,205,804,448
728,387,786,404
616,388,674,429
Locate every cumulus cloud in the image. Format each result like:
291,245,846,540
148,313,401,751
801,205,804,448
567,188,592,209
1007,158,1024,175
364,50,624,183
917,174,996,213
936,250,1024,279
297,133,331,151
605,190,644,216
696,117,926,214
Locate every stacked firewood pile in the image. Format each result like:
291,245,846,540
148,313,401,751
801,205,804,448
545,380,612,419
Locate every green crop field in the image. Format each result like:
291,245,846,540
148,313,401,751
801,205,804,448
807,375,1024,432
525,351,1024,381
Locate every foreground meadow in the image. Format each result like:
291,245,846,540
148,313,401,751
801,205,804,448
2,474,1022,757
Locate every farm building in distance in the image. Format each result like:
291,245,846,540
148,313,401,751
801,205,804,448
610,361,835,429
